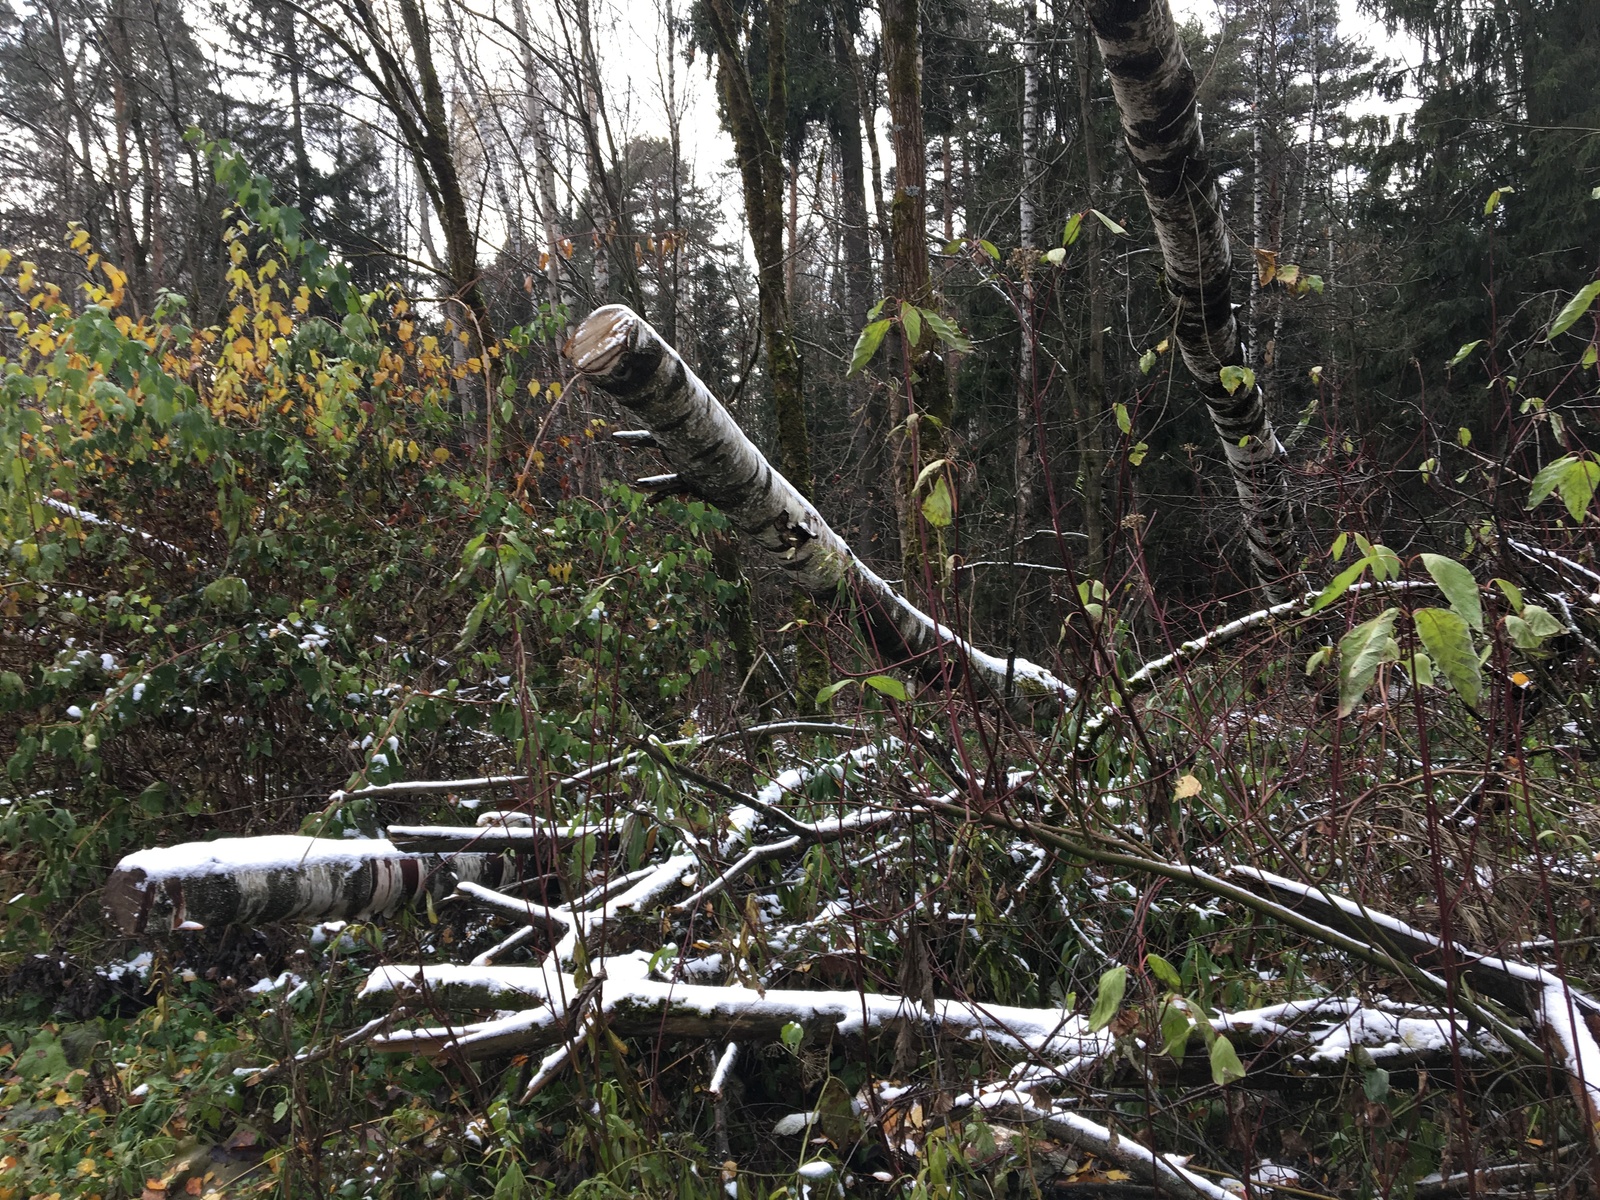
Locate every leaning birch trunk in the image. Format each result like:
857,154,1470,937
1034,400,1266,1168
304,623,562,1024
1085,0,1300,599
103,836,510,935
564,305,1075,711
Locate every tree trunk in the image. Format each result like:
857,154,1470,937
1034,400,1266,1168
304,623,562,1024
566,305,1075,712
1015,0,1040,539
882,0,952,594
702,0,824,711
104,837,510,935
1084,0,1300,599
1075,22,1108,581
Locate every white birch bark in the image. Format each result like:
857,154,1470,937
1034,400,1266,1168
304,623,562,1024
1085,0,1300,599
103,836,510,935
564,305,1076,710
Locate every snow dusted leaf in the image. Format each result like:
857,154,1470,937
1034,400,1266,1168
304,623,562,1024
1173,774,1201,800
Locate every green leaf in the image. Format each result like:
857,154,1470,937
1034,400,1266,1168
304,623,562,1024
1484,186,1512,215
1585,344,1598,369
867,297,886,320
1331,532,1348,561
1114,402,1132,435
1159,1001,1192,1058
978,239,1000,261
1492,577,1524,613
1139,349,1157,375
202,575,252,613
1090,209,1126,235
815,680,853,706
900,301,922,348
1413,607,1482,708
1363,1066,1391,1102
1146,953,1183,991
922,311,974,354
1219,365,1255,395
942,238,964,255
1371,543,1402,583
780,1021,804,1051
921,475,954,527
1044,246,1066,265
1448,339,1484,367
1504,614,1539,650
847,319,892,375
1129,441,1149,467
1306,555,1372,613
1559,459,1600,521
1420,553,1482,631
494,1162,527,1200
1522,604,1566,638
1407,651,1435,688
1337,608,1399,716
1548,281,1600,340
863,674,909,701
1062,213,1084,245
1088,965,1127,1032
1527,455,1575,509
1209,1034,1246,1086
1305,645,1333,676
456,591,492,651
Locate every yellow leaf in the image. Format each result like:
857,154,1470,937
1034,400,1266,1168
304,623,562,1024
431,447,450,464
1253,248,1277,287
76,1159,98,1176
1104,1171,1131,1183
1174,774,1202,799
54,1089,72,1105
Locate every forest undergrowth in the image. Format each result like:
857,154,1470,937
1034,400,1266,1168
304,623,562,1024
2,151,1600,1200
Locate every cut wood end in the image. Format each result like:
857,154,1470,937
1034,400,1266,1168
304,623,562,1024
565,304,639,375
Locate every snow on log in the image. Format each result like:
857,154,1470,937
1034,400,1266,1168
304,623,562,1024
1235,866,1600,1128
967,1094,1233,1200
360,955,1113,1063
565,304,1075,711
384,823,610,855
103,836,511,935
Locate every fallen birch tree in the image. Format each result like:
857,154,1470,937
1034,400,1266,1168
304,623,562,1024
565,305,1077,713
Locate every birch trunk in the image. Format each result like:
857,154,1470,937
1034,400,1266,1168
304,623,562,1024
1084,0,1300,598
103,837,511,935
566,305,1075,711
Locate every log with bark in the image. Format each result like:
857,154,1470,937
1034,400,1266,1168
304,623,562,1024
102,836,511,935
564,304,1076,713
